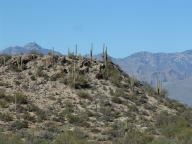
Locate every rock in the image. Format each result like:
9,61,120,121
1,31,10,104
79,67,89,75
58,56,67,64
22,54,37,64
80,58,91,68
99,64,105,72
95,73,103,79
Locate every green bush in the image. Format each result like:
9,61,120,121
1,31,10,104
54,130,91,144
0,112,13,121
11,120,28,130
0,133,23,144
67,114,81,124
15,93,28,104
0,100,8,108
30,75,36,81
112,96,123,104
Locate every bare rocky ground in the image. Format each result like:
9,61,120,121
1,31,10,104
0,54,191,143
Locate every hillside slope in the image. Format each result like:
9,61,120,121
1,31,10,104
0,54,192,143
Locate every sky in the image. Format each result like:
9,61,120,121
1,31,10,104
0,0,192,58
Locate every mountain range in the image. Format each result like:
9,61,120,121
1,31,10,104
1,42,192,106
0,42,61,55
112,51,192,106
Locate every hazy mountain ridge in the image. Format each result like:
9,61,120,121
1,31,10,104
113,51,192,84
0,42,62,55
112,50,192,106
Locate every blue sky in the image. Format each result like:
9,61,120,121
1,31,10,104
0,0,192,58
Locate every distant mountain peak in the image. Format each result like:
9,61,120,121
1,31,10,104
0,42,62,55
24,42,42,50
182,50,192,54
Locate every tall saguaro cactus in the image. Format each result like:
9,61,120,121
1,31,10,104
16,56,23,71
105,46,108,77
52,47,55,67
68,48,70,57
75,44,78,57
20,56,23,70
102,43,105,62
156,78,162,95
90,43,93,61
3,56,5,66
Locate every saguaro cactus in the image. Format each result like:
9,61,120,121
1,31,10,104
15,93,17,114
3,56,5,66
102,43,105,62
52,47,55,67
90,43,93,61
104,46,108,78
75,44,78,57
68,48,70,57
20,56,23,70
105,46,108,63
156,78,162,95
16,56,20,70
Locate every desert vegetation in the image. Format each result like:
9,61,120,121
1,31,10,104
0,50,191,144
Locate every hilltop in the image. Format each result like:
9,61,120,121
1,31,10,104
0,53,192,143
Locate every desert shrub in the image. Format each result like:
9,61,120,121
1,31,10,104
112,96,123,104
128,104,139,112
66,74,90,89
143,82,155,95
0,99,9,108
155,110,192,141
36,66,44,77
0,89,6,98
11,120,28,130
54,130,90,144
36,109,48,122
77,91,91,100
15,93,28,104
27,103,48,122
0,112,13,121
9,64,22,72
114,127,153,144
26,135,50,144
112,89,127,98
67,114,81,124
27,103,39,112
176,128,192,144
23,112,36,123
149,137,173,144
107,122,126,140
143,104,157,112
103,62,122,86
0,89,14,103
75,75,90,89
50,73,63,81
30,75,36,81
57,101,74,122
0,133,23,144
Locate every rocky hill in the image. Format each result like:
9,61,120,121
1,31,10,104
0,54,192,143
